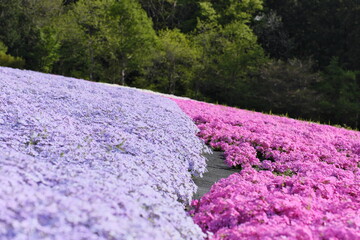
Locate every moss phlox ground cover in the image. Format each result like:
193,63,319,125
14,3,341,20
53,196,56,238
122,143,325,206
173,99,360,240
0,67,210,240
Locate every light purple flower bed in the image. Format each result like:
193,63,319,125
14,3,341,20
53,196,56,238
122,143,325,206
172,99,360,240
0,67,209,240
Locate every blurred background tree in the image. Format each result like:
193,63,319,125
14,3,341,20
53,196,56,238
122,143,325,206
0,41,25,68
0,0,62,72
135,28,198,95
0,0,358,128
54,0,157,84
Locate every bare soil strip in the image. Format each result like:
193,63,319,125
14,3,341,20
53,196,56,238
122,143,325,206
192,151,239,199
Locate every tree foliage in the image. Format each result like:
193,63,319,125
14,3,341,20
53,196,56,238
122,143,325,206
137,29,198,95
190,1,266,105
0,0,62,72
259,0,360,70
318,58,360,128
0,0,359,128
251,59,322,118
55,0,157,84
0,41,25,68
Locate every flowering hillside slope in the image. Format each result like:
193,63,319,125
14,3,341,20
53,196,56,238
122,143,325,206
173,99,360,240
0,67,209,240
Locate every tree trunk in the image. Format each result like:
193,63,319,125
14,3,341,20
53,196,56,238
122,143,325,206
121,69,125,86
121,61,126,85
89,41,94,81
168,61,176,94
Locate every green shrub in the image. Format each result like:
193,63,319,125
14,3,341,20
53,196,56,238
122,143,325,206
0,41,25,68
0,52,25,68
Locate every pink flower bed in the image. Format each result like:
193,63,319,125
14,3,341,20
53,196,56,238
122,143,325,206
172,99,360,239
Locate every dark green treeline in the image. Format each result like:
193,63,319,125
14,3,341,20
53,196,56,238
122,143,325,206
0,0,359,129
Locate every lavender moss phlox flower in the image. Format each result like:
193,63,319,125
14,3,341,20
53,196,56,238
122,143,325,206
172,98,360,240
0,67,209,240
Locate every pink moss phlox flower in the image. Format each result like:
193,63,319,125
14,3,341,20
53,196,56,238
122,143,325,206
171,98,360,239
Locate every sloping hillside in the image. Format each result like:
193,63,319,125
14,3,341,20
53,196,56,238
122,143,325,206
1,66,359,240
0,67,209,240
173,98,360,239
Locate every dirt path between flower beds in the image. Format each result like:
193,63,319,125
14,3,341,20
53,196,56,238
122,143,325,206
192,151,239,199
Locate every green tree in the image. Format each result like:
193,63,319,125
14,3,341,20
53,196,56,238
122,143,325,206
138,0,178,30
139,0,201,32
0,0,24,51
191,1,266,106
209,0,263,25
0,41,25,68
136,29,198,95
262,0,360,71
55,0,157,84
252,10,294,60
216,21,266,106
189,1,220,99
106,0,157,85
251,59,322,119
318,58,360,128
0,0,62,72
251,0,360,128
55,0,106,80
